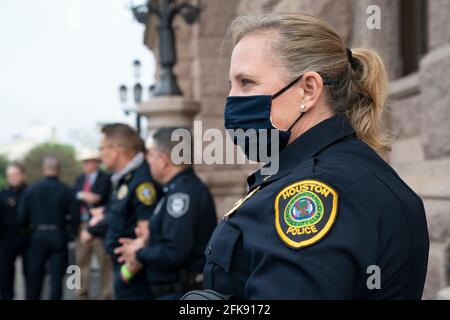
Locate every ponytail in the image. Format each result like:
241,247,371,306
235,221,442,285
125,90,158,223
346,48,392,155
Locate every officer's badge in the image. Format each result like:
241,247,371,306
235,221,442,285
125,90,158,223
7,197,16,207
117,185,128,200
274,180,338,249
167,193,190,218
136,182,156,206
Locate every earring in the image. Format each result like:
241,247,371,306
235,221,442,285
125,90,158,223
300,104,306,111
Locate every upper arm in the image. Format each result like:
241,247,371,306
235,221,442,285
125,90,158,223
133,181,159,221
246,177,373,299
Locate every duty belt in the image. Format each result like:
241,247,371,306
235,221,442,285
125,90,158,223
35,224,61,231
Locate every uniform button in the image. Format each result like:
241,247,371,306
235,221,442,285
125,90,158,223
207,246,212,255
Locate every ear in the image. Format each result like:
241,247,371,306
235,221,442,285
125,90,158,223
162,151,172,168
298,71,324,111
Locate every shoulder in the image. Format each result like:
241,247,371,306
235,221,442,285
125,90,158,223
57,181,72,193
131,162,153,185
97,171,111,181
0,188,7,201
176,171,204,192
313,138,394,190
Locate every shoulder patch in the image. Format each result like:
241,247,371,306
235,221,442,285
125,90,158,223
274,179,338,249
136,182,157,206
167,193,190,218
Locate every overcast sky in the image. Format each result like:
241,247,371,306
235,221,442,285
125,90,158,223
0,0,156,144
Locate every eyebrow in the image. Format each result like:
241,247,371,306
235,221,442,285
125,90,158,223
228,72,258,83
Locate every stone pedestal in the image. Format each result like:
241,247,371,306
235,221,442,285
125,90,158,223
139,96,201,131
437,287,450,300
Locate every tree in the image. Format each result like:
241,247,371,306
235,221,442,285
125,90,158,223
23,143,81,186
0,154,9,189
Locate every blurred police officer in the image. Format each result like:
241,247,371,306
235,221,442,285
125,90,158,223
19,156,75,300
115,128,217,300
0,162,28,300
72,150,112,300
83,123,161,300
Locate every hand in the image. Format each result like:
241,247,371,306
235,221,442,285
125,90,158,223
120,260,143,283
90,206,104,217
127,260,143,274
88,207,105,227
88,214,104,227
114,238,145,264
80,230,93,245
135,220,150,242
80,192,101,205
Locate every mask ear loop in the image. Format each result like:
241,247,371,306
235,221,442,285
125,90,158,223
272,75,303,100
287,107,305,132
271,75,306,131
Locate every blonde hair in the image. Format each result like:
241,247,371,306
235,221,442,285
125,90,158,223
230,13,392,155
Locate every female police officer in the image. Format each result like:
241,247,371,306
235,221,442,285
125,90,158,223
201,13,429,300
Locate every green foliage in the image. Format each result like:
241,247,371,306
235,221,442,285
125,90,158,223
0,154,9,189
23,143,81,186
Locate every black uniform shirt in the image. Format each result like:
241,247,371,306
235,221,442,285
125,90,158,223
0,185,26,234
18,177,74,229
100,162,161,256
137,167,217,285
203,114,429,299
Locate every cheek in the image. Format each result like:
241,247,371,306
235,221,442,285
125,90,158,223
270,99,290,129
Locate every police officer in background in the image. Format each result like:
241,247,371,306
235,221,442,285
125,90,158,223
18,156,75,300
115,128,217,300
193,13,429,300
83,123,161,300
0,162,28,300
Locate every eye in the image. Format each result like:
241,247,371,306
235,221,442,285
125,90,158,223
241,78,254,86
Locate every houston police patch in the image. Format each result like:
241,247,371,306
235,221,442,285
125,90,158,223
274,180,338,249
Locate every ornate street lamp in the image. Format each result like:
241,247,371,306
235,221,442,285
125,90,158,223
131,0,203,96
118,59,151,135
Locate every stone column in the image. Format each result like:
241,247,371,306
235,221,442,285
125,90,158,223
190,0,249,217
351,0,402,80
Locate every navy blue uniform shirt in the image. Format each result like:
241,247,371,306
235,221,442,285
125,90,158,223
18,176,75,230
0,185,26,234
137,167,217,285
203,115,429,299
91,161,161,256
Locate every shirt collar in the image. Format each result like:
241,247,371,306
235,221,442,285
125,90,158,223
111,152,144,184
163,167,194,193
248,114,356,189
86,170,98,184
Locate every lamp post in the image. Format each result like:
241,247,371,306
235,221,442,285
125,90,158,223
131,0,203,97
119,59,153,135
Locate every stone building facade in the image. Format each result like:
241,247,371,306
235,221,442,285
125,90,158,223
140,0,450,299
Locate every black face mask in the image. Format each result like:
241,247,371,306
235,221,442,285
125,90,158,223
224,75,305,162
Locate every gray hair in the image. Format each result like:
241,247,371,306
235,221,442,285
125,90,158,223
42,155,60,172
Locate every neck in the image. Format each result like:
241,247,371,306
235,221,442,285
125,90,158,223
288,110,334,144
115,154,135,172
85,169,98,176
161,166,187,185
9,184,24,190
